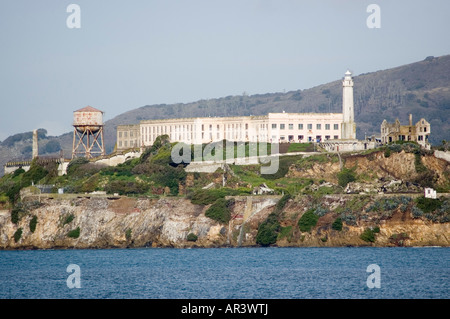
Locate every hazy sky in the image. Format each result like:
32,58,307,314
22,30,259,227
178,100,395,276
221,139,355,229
1,0,449,140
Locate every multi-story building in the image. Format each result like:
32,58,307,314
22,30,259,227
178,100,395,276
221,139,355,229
380,114,431,148
116,71,357,150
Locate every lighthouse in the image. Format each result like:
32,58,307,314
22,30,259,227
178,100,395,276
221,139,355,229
341,70,356,140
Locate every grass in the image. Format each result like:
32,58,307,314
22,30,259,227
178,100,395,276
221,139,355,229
287,143,314,153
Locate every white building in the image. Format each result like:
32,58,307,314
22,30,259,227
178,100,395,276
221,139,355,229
424,188,437,199
117,71,358,151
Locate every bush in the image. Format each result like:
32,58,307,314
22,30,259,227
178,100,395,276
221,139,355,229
360,227,379,243
256,213,280,246
104,180,150,196
337,167,356,187
13,168,25,178
415,196,442,213
29,215,38,233
11,202,28,224
298,209,319,232
261,156,298,180
67,157,89,176
190,188,238,205
187,233,198,242
331,217,343,231
125,228,132,241
62,214,75,225
255,194,290,246
205,198,234,224
13,228,23,243
22,160,49,185
67,227,80,239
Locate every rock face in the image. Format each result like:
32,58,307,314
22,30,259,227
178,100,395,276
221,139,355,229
0,194,448,249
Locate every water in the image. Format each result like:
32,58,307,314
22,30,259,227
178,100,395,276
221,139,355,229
0,247,448,299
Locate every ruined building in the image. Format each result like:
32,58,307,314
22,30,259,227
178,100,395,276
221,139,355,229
380,114,430,148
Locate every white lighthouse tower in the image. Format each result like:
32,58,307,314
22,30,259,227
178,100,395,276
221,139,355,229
341,70,356,140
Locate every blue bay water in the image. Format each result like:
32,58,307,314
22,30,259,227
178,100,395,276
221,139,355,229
0,247,448,299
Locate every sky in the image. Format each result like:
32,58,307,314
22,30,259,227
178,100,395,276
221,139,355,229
0,0,449,141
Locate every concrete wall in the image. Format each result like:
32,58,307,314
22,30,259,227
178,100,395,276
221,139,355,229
434,150,450,163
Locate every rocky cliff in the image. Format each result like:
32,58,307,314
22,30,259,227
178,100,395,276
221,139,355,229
1,193,448,249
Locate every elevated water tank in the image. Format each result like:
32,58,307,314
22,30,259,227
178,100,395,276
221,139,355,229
73,106,104,134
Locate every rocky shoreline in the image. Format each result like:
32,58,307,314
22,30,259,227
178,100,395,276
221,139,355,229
1,194,448,250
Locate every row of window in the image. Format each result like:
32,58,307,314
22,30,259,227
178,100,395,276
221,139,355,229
277,135,339,142
272,123,339,130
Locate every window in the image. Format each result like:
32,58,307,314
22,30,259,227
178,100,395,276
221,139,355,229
316,135,322,142
245,123,249,130
307,124,312,130
325,135,330,140
298,124,303,130
424,127,427,132
298,135,304,140
280,136,285,140
119,132,123,138
272,124,277,129
280,124,285,130
418,135,423,141
288,124,293,130
334,135,339,139
334,124,339,130
325,124,330,130
316,124,321,130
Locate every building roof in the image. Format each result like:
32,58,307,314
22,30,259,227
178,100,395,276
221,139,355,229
74,106,103,113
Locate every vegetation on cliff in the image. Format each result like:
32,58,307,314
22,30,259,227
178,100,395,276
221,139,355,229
0,136,449,248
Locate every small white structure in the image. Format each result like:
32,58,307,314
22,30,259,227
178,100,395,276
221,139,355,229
424,187,437,199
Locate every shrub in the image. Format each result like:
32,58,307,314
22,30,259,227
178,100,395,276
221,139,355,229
11,202,28,224
415,196,442,213
125,228,132,241
360,227,379,243
298,208,319,232
14,228,23,243
255,194,291,246
187,233,198,242
205,198,234,224
67,227,80,239
337,167,356,187
13,168,25,178
256,213,280,246
67,157,89,176
331,217,343,231
261,155,298,180
190,188,238,205
411,206,424,218
22,161,48,186
62,214,75,225
29,215,38,233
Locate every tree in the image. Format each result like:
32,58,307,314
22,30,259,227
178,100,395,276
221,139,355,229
337,167,356,187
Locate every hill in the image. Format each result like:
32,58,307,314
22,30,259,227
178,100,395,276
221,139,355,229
1,54,450,173
102,54,450,150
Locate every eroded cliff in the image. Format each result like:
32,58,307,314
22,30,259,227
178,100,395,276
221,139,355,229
1,193,448,249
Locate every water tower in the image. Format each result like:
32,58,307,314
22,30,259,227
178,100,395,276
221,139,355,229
72,106,105,159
